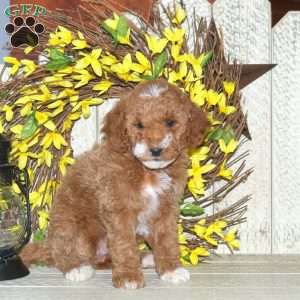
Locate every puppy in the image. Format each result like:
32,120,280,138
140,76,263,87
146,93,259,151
21,79,208,289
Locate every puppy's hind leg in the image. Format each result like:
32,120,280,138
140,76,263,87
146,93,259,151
48,221,96,282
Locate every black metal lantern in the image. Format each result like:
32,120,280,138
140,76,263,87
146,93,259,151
0,134,31,280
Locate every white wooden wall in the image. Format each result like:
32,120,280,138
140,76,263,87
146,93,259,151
272,12,300,254
71,0,300,254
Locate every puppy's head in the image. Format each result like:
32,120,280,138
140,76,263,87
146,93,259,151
103,79,209,170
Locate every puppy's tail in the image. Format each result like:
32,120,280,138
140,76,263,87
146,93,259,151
20,242,54,267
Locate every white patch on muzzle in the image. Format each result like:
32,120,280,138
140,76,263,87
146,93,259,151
133,142,147,158
133,134,175,169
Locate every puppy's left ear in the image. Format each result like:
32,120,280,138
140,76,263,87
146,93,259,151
102,99,130,153
185,99,209,149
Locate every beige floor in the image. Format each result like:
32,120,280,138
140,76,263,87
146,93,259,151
1,255,300,300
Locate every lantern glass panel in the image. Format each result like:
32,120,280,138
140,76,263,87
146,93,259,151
0,185,27,251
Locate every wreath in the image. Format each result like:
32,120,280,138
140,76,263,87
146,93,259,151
0,2,251,265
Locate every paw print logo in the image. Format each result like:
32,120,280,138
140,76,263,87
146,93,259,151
5,16,45,48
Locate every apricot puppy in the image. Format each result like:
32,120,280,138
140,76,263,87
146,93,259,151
21,79,208,289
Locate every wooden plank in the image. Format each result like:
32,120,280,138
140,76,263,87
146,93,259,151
213,0,272,254
272,12,300,254
1,256,300,300
206,254,300,264
1,272,300,288
1,287,300,300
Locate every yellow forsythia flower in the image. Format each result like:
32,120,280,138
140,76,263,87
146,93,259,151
224,228,240,250
172,6,187,25
223,81,235,97
57,26,73,45
206,89,221,106
72,31,89,50
219,139,238,155
72,98,103,119
189,146,210,163
3,56,21,75
189,247,210,265
72,69,95,89
218,93,236,115
2,105,14,121
189,81,207,107
186,53,205,77
206,220,228,238
41,132,68,150
171,43,186,62
21,59,37,76
103,12,119,30
93,80,113,95
24,46,34,54
163,27,185,44
38,210,49,230
75,49,102,77
0,119,4,134
59,148,75,175
37,149,53,167
144,34,168,55
218,160,233,180
135,51,151,73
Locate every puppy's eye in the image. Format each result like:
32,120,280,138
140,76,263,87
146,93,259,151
135,122,144,129
165,119,176,127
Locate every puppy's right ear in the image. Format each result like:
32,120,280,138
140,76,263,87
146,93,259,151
102,99,130,153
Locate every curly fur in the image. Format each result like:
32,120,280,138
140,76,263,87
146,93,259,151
21,79,208,288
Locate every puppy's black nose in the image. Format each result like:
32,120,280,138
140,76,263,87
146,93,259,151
150,147,163,157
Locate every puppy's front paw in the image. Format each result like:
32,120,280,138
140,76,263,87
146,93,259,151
113,272,145,289
65,265,95,282
160,267,190,284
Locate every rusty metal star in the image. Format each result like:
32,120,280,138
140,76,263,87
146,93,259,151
270,0,300,27
206,0,300,27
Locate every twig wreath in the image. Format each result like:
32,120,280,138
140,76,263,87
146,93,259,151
0,2,252,265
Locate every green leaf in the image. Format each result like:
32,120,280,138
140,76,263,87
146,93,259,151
21,112,38,139
201,51,213,67
207,126,236,144
181,203,204,217
182,254,191,261
46,48,72,71
102,23,118,43
207,127,224,141
46,60,71,71
49,48,65,60
0,91,9,99
116,16,129,37
33,229,46,242
153,50,168,79
222,126,235,144
141,74,154,81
